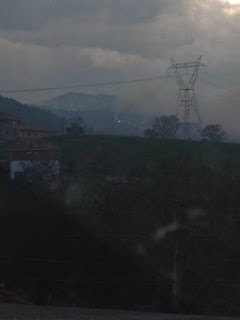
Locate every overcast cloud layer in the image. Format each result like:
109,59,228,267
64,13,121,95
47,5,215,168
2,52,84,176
1,0,240,138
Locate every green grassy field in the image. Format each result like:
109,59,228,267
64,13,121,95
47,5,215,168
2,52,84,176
1,136,240,170
55,135,240,170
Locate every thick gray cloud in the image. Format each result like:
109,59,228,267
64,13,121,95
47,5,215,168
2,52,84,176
0,0,240,137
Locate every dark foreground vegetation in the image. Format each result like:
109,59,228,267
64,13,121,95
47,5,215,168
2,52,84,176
0,138,240,316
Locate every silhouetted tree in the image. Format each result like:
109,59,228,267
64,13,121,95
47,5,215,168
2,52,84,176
143,128,158,139
202,124,226,142
144,115,180,139
67,122,85,136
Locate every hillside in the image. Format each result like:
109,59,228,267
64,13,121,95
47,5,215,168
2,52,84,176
0,95,66,134
55,135,240,175
43,92,152,135
44,92,116,114
43,92,116,134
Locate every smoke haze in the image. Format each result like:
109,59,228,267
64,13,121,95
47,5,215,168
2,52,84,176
0,0,240,138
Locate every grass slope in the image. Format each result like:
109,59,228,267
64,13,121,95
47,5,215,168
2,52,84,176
55,135,240,170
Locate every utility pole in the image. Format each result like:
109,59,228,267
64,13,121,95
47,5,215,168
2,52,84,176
172,204,185,314
168,56,206,139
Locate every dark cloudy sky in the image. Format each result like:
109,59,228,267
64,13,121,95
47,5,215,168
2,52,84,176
1,0,240,137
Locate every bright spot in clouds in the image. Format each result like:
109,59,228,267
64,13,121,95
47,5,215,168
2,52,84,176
228,0,240,4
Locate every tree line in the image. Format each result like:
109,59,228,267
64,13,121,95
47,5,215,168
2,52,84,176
144,115,226,142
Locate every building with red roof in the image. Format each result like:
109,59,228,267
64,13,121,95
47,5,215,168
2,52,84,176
0,112,54,141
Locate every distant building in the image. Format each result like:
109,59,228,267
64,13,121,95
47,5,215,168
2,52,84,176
0,113,21,126
0,112,54,141
14,125,54,139
6,141,60,181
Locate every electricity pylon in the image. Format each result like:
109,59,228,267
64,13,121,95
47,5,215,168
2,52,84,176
168,56,206,139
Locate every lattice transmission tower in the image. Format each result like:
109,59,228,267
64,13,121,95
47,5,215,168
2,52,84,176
168,56,206,139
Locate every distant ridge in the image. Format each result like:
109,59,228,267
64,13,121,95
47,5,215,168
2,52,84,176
44,92,116,112
0,95,65,134
43,92,151,135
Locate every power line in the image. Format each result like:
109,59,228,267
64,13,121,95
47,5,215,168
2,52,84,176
0,76,165,95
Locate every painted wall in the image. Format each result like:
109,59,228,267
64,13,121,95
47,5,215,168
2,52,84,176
10,160,60,181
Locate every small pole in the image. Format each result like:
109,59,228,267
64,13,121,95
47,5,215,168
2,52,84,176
172,205,184,313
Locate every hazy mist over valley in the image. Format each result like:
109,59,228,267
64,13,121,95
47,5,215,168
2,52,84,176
1,0,240,139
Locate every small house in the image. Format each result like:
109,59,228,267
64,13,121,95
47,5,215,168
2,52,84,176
0,113,54,141
6,142,60,181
